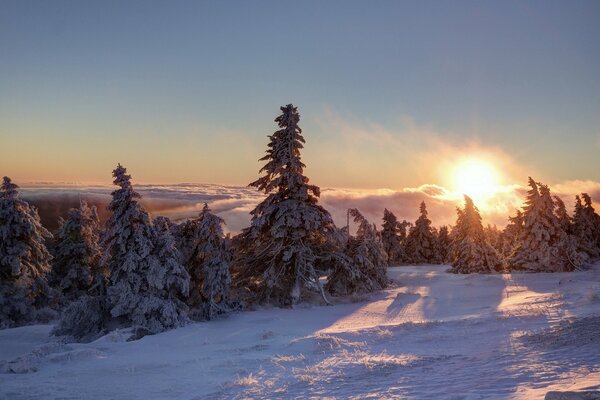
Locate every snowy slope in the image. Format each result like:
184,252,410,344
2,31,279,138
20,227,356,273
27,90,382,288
1,265,599,399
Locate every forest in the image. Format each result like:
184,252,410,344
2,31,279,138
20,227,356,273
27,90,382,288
2,104,600,342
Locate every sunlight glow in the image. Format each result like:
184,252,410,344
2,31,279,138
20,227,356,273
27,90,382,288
451,158,501,207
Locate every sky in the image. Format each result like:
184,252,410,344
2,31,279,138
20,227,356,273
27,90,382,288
1,1,600,220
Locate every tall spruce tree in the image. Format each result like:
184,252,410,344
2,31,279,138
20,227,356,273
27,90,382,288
326,209,388,296
508,178,578,272
449,196,502,273
175,204,233,320
102,164,189,336
381,209,403,264
51,201,102,302
234,104,342,306
404,201,437,264
0,177,53,327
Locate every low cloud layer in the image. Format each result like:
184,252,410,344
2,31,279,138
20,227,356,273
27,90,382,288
19,178,600,235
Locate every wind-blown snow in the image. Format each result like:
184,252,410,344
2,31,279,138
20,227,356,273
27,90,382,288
1,265,599,399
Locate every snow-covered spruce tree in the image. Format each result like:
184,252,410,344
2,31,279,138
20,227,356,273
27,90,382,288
500,209,524,259
449,196,502,274
102,164,189,337
51,200,102,302
234,104,342,306
381,209,403,264
572,194,600,261
404,201,437,264
175,204,233,320
0,177,53,328
553,195,585,268
435,225,451,263
554,196,573,234
484,224,502,254
326,209,388,296
396,219,412,263
508,178,578,272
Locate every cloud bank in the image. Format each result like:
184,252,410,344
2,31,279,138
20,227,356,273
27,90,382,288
19,178,600,235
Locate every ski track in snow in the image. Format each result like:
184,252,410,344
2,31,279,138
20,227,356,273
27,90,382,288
1,264,600,399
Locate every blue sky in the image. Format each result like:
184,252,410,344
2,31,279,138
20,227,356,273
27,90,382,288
1,1,599,188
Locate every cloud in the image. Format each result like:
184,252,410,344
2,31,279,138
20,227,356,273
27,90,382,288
18,177,600,235
309,107,537,193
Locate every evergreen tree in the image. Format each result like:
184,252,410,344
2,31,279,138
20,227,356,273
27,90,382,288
572,194,600,261
508,178,578,272
396,219,411,263
449,196,502,274
326,209,388,296
483,224,502,254
234,104,342,306
553,196,585,269
51,201,102,302
435,225,451,263
404,201,437,264
381,209,403,264
500,209,524,259
175,204,233,320
102,164,189,337
0,177,52,328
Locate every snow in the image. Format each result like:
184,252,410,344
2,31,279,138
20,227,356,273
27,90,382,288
1,264,600,399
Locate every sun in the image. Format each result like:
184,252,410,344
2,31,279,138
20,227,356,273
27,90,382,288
452,158,500,205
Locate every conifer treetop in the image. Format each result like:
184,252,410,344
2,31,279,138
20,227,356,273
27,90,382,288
250,104,318,201
1,176,19,199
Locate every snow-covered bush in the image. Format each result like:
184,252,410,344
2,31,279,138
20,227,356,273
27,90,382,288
176,204,233,320
0,177,52,328
52,295,107,341
449,196,502,274
234,104,343,306
51,201,102,302
404,202,437,264
327,209,388,296
102,164,190,337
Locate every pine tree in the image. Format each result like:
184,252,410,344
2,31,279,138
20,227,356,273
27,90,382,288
51,201,102,302
326,209,388,296
234,104,342,306
404,201,437,264
397,219,411,263
381,209,403,264
449,196,502,274
0,177,53,328
175,204,233,320
483,224,502,254
508,178,578,272
554,196,585,269
572,194,600,261
435,225,451,263
553,196,572,234
500,209,524,259
102,164,189,337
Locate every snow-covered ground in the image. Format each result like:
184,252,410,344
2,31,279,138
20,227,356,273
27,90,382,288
2,265,600,399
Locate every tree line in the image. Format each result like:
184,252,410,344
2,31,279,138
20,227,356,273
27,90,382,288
380,179,600,274
1,104,599,341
